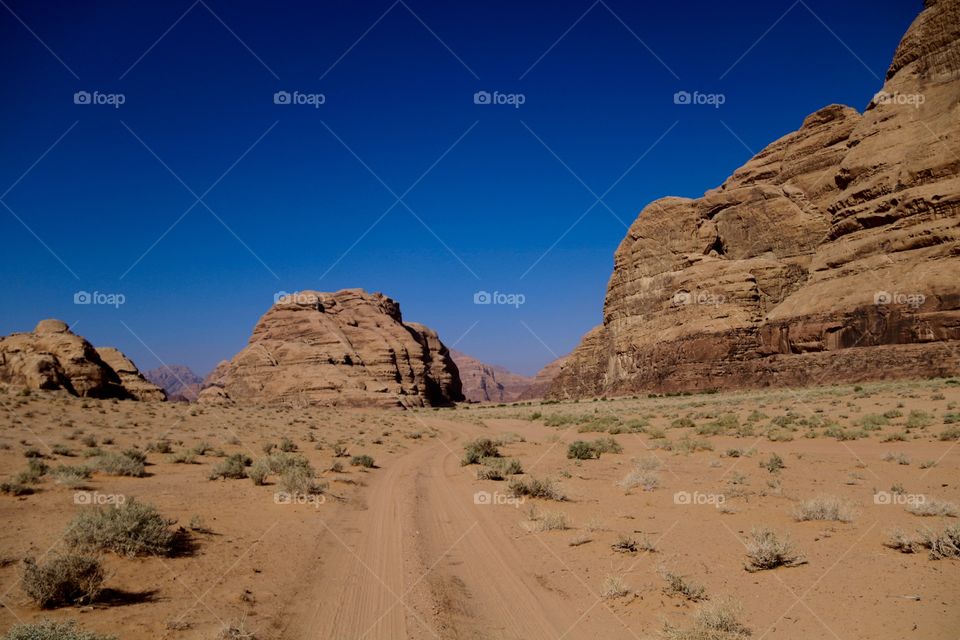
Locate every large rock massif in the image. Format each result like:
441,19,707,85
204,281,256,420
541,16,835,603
0,320,166,401
199,289,463,408
449,350,534,402
551,0,960,398
144,365,204,402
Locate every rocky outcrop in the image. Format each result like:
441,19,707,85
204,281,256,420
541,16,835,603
551,0,960,398
198,289,463,408
144,365,203,402
517,355,569,400
0,320,166,400
449,350,534,402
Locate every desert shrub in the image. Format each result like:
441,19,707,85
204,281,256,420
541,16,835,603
208,453,251,480
280,466,326,495
567,440,599,460
350,454,375,468
674,437,713,454
543,414,577,428
247,459,269,485
647,427,666,439
94,452,145,477
533,511,569,531
600,574,628,599
21,553,104,608
80,435,97,448
611,535,639,553
51,444,74,457
168,450,197,464
65,499,175,557
858,414,889,430
620,468,658,491
744,528,805,571
906,410,933,429
918,524,960,559
591,436,622,454
146,440,173,454
661,599,750,640
793,495,855,522
508,477,565,501
881,431,908,442
882,452,911,465
279,437,297,452
671,417,696,429
121,448,146,464
1,620,117,640
907,498,958,518
661,570,707,601
477,457,522,480
17,459,49,484
939,426,960,441
943,412,960,424
0,481,33,496
760,453,784,473
461,438,500,465
51,465,91,488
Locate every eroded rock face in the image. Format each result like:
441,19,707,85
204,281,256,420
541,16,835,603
551,0,960,398
144,365,203,402
0,320,166,400
199,289,463,408
517,355,569,401
449,350,534,403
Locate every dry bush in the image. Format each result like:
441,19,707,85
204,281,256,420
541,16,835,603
533,511,569,531
21,553,104,608
661,599,751,640
793,495,855,522
65,499,175,557
907,498,958,518
744,528,805,571
660,569,707,602
600,573,629,599
461,438,500,465
1,619,117,640
620,468,659,491
508,477,565,501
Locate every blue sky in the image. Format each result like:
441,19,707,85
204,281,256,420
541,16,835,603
0,0,920,377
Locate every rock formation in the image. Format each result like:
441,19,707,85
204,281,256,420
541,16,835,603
198,289,463,408
550,0,960,398
0,319,166,400
449,350,534,402
144,365,203,402
517,355,569,400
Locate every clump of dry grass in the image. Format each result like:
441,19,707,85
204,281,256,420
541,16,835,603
508,476,565,501
886,524,960,559
531,511,569,532
793,495,855,522
21,553,104,608
660,568,707,602
661,599,751,640
744,528,806,571
906,498,958,518
620,468,659,491
600,573,629,599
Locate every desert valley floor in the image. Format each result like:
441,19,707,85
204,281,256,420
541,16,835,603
1,379,958,639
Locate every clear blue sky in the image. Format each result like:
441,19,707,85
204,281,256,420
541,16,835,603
0,0,920,377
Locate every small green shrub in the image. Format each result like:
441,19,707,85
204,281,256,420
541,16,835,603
461,439,500,465
350,454,375,468
208,453,251,480
567,441,599,460
65,499,175,557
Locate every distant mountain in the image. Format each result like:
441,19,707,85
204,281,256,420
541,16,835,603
449,350,534,403
144,364,203,402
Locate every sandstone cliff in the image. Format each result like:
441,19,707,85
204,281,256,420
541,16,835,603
198,289,463,408
551,0,960,397
144,364,203,402
449,350,534,402
0,319,166,401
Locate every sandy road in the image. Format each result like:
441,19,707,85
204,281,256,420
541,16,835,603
281,419,582,640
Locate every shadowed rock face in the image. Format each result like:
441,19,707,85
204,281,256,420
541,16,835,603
516,356,568,401
449,350,534,403
551,0,960,398
144,365,203,402
199,289,463,408
0,320,166,401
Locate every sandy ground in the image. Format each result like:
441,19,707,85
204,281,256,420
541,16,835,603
1,378,958,639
